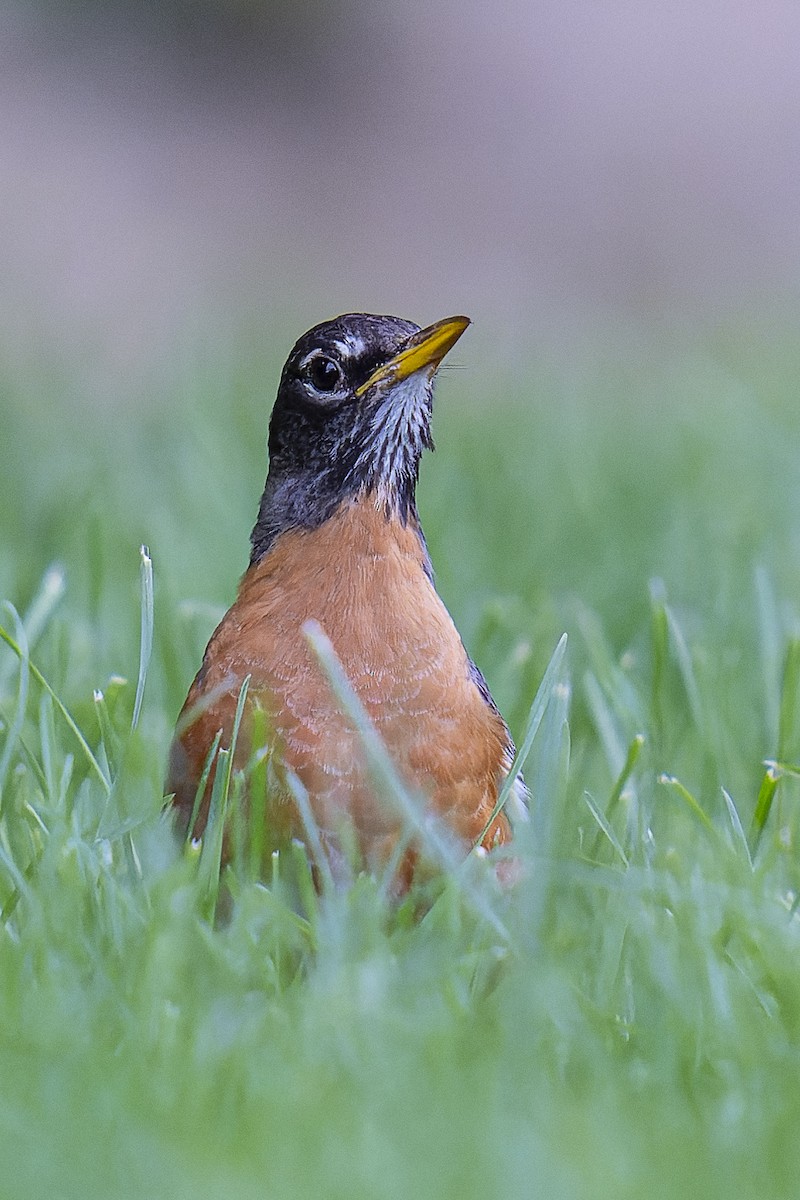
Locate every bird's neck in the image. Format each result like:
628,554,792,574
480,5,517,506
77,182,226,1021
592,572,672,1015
250,465,422,566
247,492,434,583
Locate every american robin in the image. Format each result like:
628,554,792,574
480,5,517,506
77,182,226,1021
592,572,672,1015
167,313,527,889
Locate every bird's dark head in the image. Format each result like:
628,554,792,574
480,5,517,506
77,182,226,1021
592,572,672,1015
251,312,470,563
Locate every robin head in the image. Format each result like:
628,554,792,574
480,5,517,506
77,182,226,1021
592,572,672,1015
251,313,470,562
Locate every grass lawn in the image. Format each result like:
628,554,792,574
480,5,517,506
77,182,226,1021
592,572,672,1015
2,316,800,1198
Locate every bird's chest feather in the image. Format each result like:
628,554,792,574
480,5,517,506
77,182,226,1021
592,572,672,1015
191,500,506,829
219,501,463,724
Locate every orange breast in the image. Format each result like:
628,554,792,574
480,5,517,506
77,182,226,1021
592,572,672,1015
168,499,511,878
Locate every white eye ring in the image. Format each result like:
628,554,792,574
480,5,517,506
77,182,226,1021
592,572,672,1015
299,350,344,395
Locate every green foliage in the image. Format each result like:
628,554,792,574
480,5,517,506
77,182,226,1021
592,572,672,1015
2,322,800,1198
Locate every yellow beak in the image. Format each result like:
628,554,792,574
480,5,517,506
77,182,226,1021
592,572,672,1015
355,315,470,398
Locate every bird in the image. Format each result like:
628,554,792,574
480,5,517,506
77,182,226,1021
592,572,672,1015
167,312,527,891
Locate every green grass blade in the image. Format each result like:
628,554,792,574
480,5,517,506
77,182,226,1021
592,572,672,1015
658,773,714,833
0,604,30,802
15,728,50,798
195,675,250,919
228,674,251,764
57,755,74,811
777,635,800,764
303,621,461,872
22,564,66,647
583,668,625,778
184,728,223,844
0,850,41,927
0,841,32,918
649,577,669,741
289,837,320,925
0,621,110,796
754,565,781,745
285,769,335,894
247,705,271,879
720,786,753,869
38,692,57,804
522,663,571,938
304,621,510,940
764,759,800,779
122,830,143,884
749,764,780,854
575,603,641,725
132,544,154,732
606,732,644,823
588,732,644,859
196,746,231,918
476,632,568,846
583,791,629,866
664,601,704,735
377,826,416,903
93,688,120,782
0,564,65,690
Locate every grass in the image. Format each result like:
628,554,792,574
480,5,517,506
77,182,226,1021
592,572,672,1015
3,315,800,1198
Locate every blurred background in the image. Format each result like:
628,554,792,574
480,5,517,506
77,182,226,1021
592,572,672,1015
3,0,800,735
2,0,800,385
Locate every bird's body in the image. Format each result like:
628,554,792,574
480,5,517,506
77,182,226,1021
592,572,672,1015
168,313,524,888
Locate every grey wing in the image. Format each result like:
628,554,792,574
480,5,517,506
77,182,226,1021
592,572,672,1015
468,658,530,823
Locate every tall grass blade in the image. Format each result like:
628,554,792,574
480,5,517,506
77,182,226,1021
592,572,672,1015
721,786,753,869
304,621,510,940
764,759,800,780
0,564,65,690
93,689,120,781
755,566,781,745
16,729,49,800
588,732,644,859
575,604,641,724
304,621,461,872
523,669,571,941
0,604,29,802
22,564,66,648
289,838,320,925
658,774,714,833
185,729,222,843
132,545,154,731
649,577,669,740
38,692,57,804
285,770,335,893
606,732,644,823
663,602,704,735
583,792,629,866
777,635,800,764
477,632,568,845
247,705,271,879
0,621,110,795
0,842,31,916
583,669,625,778
749,765,780,854
197,746,231,919
195,675,250,918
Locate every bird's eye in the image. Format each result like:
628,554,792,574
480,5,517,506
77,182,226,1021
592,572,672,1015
307,355,343,393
